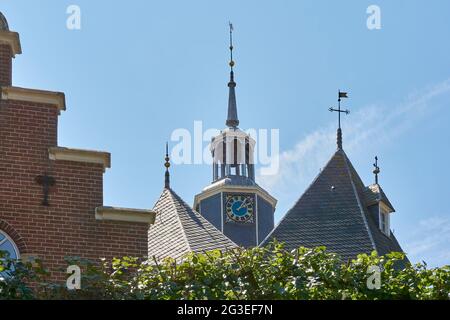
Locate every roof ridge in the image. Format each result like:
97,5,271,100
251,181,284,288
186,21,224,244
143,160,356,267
342,152,378,253
165,188,237,250
164,188,193,252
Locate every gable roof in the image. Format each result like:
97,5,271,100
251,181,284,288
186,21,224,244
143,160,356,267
262,149,406,262
148,188,237,260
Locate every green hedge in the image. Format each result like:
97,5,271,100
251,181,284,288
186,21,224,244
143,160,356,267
1,242,449,300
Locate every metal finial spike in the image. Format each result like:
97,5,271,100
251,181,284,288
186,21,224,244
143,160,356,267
164,142,171,188
226,22,239,128
337,128,343,150
229,22,235,71
329,90,350,148
373,156,380,184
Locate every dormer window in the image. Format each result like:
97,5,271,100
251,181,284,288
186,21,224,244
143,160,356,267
379,203,391,237
365,183,395,237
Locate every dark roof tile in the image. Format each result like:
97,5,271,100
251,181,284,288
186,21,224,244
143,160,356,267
148,188,237,260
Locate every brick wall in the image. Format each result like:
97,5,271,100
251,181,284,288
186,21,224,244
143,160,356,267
0,44,12,86
0,98,149,282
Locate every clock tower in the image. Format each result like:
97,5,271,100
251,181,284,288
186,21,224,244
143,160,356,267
193,24,277,247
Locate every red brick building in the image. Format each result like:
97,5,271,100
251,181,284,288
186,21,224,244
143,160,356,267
0,13,155,281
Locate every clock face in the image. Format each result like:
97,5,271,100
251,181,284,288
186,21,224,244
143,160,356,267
225,195,254,223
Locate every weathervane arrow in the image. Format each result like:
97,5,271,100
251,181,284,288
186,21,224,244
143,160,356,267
329,90,351,129
339,91,348,99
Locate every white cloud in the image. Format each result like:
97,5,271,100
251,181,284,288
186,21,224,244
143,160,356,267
258,78,450,200
256,78,450,266
404,216,450,267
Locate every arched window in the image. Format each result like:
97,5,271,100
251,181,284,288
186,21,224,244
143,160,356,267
0,230,20,260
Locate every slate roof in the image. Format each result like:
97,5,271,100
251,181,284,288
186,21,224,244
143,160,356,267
262,149,407,263
148,188,237,260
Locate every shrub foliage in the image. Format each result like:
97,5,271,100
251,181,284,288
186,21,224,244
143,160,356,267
1,242,449,300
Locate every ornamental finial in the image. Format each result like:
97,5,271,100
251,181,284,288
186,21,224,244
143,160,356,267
373,156,380,184
226,22,239,128
164,142,171,188
0,11,9,31
229,22,234,71
329,90,350,149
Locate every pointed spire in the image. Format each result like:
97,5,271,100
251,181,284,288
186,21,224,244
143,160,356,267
329,90,350,150
226,22,239,128
164,142,171,189
373,156,380,184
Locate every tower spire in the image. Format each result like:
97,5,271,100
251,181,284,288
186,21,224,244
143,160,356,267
373,156,380,184
164,142,171,189
329,90,350,149
226,22,239,128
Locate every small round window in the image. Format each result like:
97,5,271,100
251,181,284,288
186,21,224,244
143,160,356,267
0,230,19,260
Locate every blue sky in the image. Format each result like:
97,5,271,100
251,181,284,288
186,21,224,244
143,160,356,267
2,0,449,267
